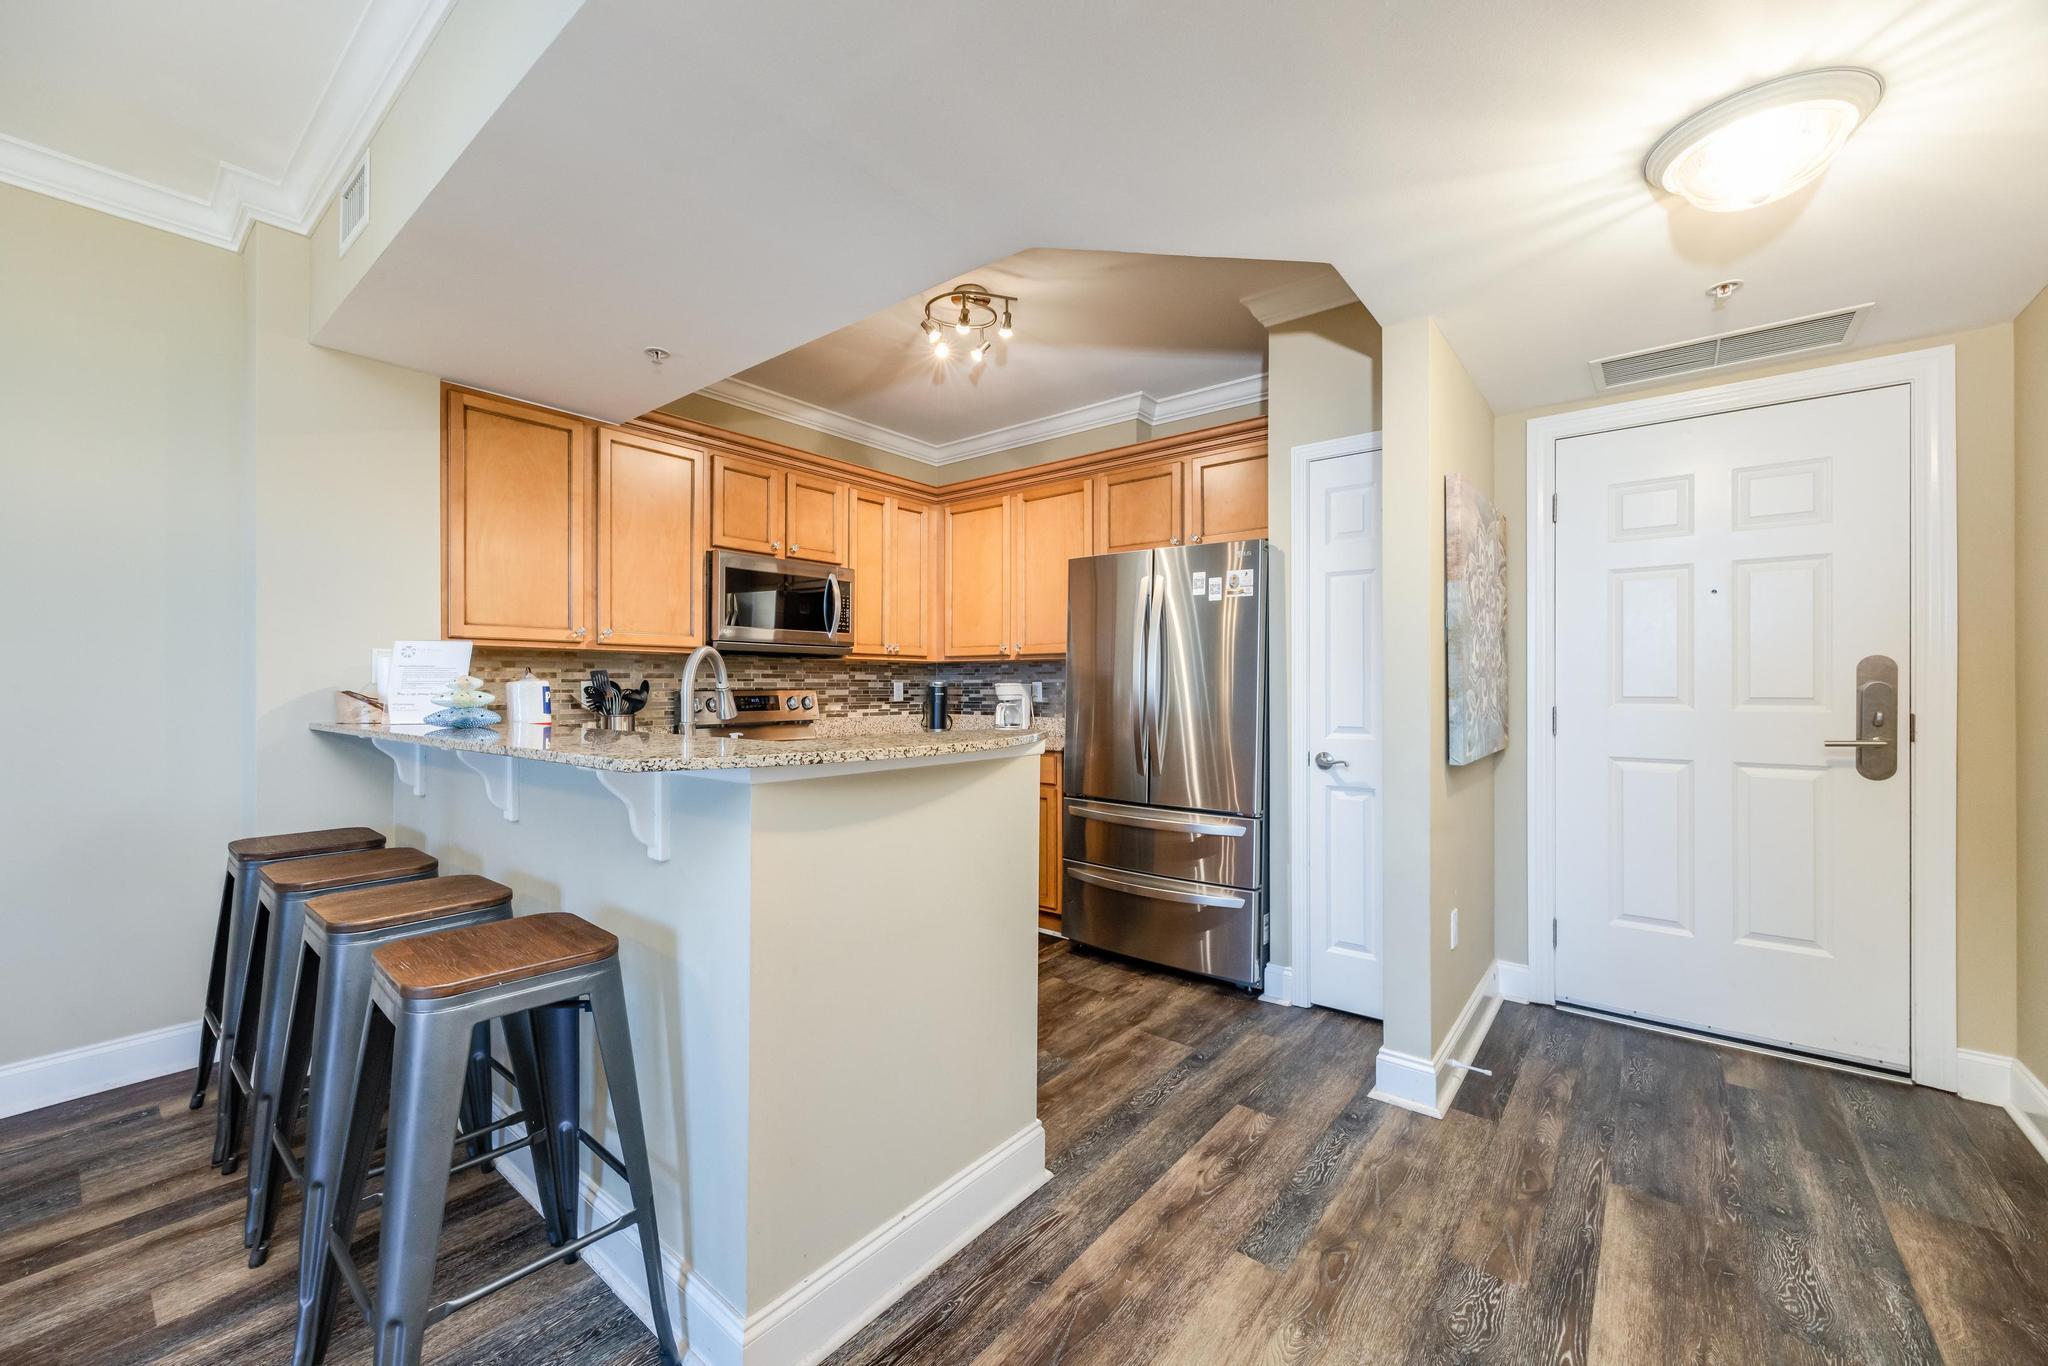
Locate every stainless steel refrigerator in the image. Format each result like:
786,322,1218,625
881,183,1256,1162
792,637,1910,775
1063,540,1268,989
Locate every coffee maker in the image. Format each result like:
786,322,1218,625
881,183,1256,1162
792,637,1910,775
992,681,1032,730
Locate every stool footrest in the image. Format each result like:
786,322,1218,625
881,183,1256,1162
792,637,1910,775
575,1127,632,1183
365,1111,536,1183
427,1209,640,1328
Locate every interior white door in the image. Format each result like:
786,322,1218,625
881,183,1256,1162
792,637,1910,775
1553,385,1913,1068
1303,441,1383,1018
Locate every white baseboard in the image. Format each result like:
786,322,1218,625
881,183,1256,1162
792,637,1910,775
0,1018,200,1119
1955,1047,2048,1167
1368,964,1501,1119
1259,964,1298,1005
1495,960,1532,1004
493,1102,1048,1365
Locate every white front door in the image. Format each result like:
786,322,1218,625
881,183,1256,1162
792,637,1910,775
1301,439,1383,1018
1554,385,1913,1068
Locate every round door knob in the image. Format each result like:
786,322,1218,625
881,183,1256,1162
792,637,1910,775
1313,751,1349,770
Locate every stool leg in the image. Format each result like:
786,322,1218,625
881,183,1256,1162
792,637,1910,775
245,893,309,1246
535,1001,584,1261
191,869,235,1109
459,1022,496,1175
295,941,375,1309
305,1004,394,1366
373,1011,470,1366
498,1012,566,1247
216,899,268,1174
250,941,319,1265
589,969,682,1366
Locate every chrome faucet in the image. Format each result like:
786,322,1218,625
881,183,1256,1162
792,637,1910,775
675,645,737,733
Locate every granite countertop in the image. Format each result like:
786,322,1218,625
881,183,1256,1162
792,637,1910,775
310,716,1057,774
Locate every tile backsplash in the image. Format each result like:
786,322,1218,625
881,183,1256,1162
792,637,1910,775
469,648,1065,723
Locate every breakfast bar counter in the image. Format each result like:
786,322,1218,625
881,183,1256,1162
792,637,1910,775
312,719,1046,1364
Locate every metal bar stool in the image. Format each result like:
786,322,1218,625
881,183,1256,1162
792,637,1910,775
307,913,681,1366
227,846,437,1192
197,828,386,1166
249,875,529,1270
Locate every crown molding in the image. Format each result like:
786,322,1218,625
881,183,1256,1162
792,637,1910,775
1240,272,1360,328
0,0,453,251
700,370,1268,468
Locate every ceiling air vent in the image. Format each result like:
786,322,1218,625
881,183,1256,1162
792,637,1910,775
1590,304,1871,392
338,153,370,255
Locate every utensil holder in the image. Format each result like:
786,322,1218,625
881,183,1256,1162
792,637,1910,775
601,714,637,733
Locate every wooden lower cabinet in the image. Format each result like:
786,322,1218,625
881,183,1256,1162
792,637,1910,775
1039,752,1063,933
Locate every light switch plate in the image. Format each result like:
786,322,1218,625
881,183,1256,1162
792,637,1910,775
1449,907,1460,950
891,680,906,703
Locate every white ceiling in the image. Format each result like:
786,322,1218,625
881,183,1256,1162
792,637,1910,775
704,250,1338,461
0,0,451,247
308,0,2048,420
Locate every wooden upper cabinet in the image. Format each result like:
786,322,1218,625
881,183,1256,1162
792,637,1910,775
785,471,847,563
887,499,934,658
1094,458,1184,554
1012,479,1092,656
846,487,889,657
1188,446,1268,544
445,390,591,644
943,493,1013,658
710,451,785,555
595,428,709,649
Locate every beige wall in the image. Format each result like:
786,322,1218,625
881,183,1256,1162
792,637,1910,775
1491,325,2021,1055
2017,286,2048,1086
655,393,1266,488
0,184,248,1064
1379,319,1499,1056
1265,304,1383,973
243,224,443,829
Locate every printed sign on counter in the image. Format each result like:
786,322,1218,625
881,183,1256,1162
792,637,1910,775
383,640,475,724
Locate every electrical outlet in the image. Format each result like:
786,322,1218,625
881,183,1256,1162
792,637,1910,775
1032,680,1045,702
1449,907,1460,950
891,680,906,703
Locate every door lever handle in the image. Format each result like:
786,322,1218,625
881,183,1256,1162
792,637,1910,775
1313,751,1348,770
1823,738,1889,748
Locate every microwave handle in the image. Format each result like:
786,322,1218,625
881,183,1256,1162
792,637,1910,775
825,572,842,641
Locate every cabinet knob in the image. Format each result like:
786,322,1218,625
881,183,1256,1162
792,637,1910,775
599,627,613,639
771,540,782,553
1170,536,1182,546
571,627,586,639
791,543,800,554
1191,535,1202,544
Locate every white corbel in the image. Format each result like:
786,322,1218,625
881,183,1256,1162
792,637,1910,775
455,750,520,821
594,770,670,861
370,737,426,797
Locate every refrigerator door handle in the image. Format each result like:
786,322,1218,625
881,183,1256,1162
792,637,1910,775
1068,865,1248,909
1067,800,1248,838
1133,570,1153,778
1146,571,1166,775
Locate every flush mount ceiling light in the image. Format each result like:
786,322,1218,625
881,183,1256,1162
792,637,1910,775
921,283,1016,366
1645,67,1883,212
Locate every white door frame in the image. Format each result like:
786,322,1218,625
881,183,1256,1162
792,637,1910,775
1287,430,1385,1010
1524,346,1958,1090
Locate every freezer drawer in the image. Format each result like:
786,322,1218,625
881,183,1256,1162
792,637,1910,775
1063,798,1261,889
1061,861,1264,988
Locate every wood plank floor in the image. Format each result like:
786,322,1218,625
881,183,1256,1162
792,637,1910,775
5,939,2046,1363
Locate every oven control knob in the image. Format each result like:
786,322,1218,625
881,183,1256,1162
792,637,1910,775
785,696,801,710
800,695,815,710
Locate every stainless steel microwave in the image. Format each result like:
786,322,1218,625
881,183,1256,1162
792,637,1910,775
710,550,854,655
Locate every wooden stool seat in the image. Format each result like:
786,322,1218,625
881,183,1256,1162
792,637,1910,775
228,827,386,862
373,913,618,1001
258,847,438,895
307,875,513,934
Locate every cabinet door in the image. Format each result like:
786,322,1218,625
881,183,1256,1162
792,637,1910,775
445,390,590,644
846,487,890,657
786,471,847,562
1188,446,1268,544
595,428,708,649
1012,479,1092,656
710,451,785,554
888,498,934,658
943,493,1012,658
1038,754,1062,928
1093,458,1184,554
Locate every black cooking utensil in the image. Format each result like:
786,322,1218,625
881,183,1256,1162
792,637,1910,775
617,680,650,716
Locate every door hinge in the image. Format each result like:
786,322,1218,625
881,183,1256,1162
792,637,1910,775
1550,493,1558,524
1909,712,1917,742
1552,921,1559,947
1550,706,1557,736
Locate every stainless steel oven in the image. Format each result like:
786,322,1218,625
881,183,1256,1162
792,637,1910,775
710,550,854,655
